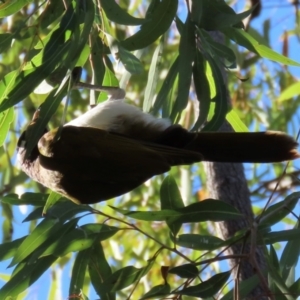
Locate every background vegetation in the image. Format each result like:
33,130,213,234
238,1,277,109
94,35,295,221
0,0,300,299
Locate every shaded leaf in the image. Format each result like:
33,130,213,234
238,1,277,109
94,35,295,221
175,271,230,297
0,256,57,299
168,264,198,278
192,51,211,131
112,199,242,222
0,237,26,262
88,242,115,299
260,192,300,227
69,248,92,296
263,229,300,244
1,193,48,206
176,234,224,250
220,274,261,300
100,0,146,25
171,15,195,121
280,221,300,282
9,217,64,267
118,46,143,74
160,176,184,236
120,0,178,51
140,284,170,299
22,207,44,222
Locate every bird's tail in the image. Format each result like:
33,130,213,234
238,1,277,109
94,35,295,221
184,131,299,163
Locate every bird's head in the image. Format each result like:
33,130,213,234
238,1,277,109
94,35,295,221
17,109,48,164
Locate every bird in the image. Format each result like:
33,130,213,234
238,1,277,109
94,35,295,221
17,98,299,204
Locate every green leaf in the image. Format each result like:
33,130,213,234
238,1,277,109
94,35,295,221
9,217,64,267
223,27,300,66
120,0,178,51
27,218,79,262
118,46,143,74
168,264,198,278
0,256,57,299
192,51,211,131
143,37,164,112
175,271,230,297
22,207,44,222
0,0,34,18
160,176,184,236
197,0,246,30
0,237,26,262
202,54,228,132
1,193,48,206
38,224,119,258
100,265,148,293
198,29,236,68
263,229,300,244
176,234,224,250
278,82,300,102
45,200,93,221
112,199,242,222
0,107,14,146
140,284,171,299
260,192,300,227
42,191,63,215
36,0,65,29
226,109,249,132
280,221,300,282
171,15,195,121
0,33,14,53
289,277,300,298
0,3,78,113
152,55,179,115
267,251,295,300
100,0,146,25
88,243,114,299
220,273,261,300
69,249,91,295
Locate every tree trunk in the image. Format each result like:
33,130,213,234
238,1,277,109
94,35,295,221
203,31,268,299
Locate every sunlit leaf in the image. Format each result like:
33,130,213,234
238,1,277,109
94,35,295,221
223,27,300,66
0,0,34,17
278,82,300,102
0,107,14,146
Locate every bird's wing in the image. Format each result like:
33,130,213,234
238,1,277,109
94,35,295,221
37,126,202,203
38,126,202,181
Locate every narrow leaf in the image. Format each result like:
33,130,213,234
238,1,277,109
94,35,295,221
120,0,178,51
175,271,230,297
